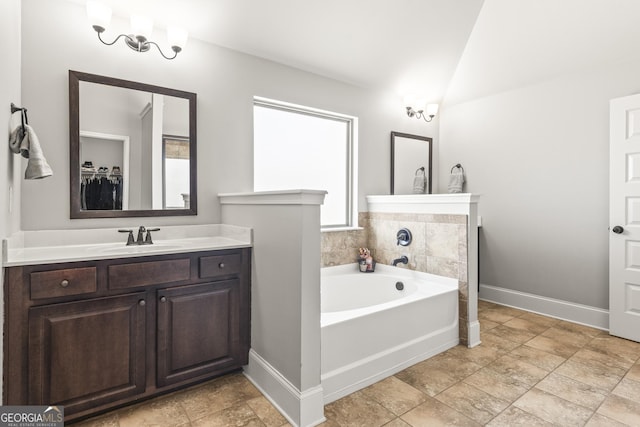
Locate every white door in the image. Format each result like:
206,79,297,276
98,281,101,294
610,94,640,342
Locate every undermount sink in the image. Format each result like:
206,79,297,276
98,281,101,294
95,243,183,254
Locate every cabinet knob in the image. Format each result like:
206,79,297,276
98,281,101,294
60,279,69,288
138,300,146,306
219,263,225,268
160,296,167,303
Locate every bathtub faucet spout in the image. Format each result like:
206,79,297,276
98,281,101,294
392,256,409,266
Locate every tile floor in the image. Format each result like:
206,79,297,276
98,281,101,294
72,300,640,426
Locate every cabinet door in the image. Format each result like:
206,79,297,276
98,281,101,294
28,293,147,414
157,280,244,387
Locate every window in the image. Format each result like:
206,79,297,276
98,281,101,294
163,135,190,209
253,97,357,228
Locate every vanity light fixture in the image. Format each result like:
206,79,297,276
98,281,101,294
86,1,188,60
405,103,439,122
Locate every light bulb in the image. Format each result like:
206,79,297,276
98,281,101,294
413,98,427,112
130,15,153,40
86,0,112,31
426,104,439,117
402,95,415,107
167,27,188,51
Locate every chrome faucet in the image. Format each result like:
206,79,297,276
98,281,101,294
392,255,409,266
136,226,146,244
118,226,161,245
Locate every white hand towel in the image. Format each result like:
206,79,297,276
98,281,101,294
448,165,465,193
9,124,53,179
413,167,427,194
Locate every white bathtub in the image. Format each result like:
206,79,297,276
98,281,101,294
321,263,459,403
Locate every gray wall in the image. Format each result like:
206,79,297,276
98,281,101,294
1,0,21,238
20,0,437,231
0,0,22,405
440,58,640,310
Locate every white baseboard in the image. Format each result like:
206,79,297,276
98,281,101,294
468,320,481,347
479,284,609,331
243,350,326,427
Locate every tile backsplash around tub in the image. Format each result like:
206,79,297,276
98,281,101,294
321,212,467,283
321,213,369,267
321,211,470,345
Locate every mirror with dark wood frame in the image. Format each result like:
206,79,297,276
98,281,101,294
390,131,433,195
69,70,197,218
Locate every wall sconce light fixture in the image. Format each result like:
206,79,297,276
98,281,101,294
86,1,188,60
405,103,439,122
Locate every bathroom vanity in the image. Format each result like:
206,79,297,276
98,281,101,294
2,226,252,422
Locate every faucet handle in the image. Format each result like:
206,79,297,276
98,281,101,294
118,229,135,246
145,227,160,244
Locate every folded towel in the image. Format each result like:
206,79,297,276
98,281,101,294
9,124,53,179
413,167,427,194
448,165,465,193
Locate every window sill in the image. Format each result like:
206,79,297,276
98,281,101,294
321,226,364,233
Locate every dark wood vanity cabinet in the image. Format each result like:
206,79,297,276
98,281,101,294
3,248,251,422
156,279,244,387
28,293,147,415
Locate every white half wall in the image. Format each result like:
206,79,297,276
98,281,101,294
219,190,327,427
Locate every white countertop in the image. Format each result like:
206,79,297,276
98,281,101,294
2,224,252,267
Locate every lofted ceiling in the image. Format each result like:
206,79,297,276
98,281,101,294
64,0,640,107
66,0,484,103
444,0,640,105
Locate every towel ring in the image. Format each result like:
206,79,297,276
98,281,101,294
10,103,22,114
10,103,28,134
450,163,464,173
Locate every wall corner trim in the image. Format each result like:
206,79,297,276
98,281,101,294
244,350,326,427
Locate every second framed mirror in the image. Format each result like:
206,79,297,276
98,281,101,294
390,131,433,195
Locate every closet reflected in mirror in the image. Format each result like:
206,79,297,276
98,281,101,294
80,131,129,210
69,70,197,219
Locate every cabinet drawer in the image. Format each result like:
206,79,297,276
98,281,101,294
200,253,242,279
109,258,191,290
30,267,97,300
